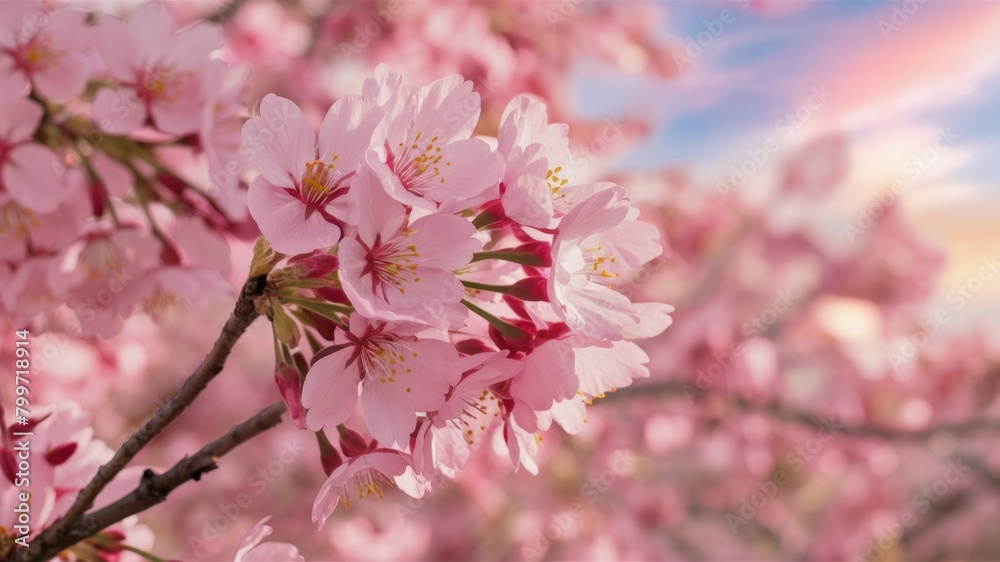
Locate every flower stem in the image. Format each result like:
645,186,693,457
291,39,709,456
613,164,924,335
462,299,530,340
462,280,513,294
471,250,549,267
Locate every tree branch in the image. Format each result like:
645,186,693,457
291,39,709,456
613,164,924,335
19,274,268,561
23,402,287,562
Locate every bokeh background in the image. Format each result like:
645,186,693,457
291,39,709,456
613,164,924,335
11,0,1000,560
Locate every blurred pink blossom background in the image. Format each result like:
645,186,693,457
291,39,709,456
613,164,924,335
3,0,1000,560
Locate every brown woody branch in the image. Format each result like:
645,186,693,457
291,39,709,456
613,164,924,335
21,402,287,561
17,274,268,561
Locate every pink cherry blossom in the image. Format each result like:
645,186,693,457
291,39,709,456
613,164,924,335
225,0,310,65
93,2,223,135
0,2,94,102
415,351,520,477
0,190,89,263
0,255,62,320
436,351,519,424
509,339,578,413
243,93,382,254
0,403,125,545
338,164,481,329
497,95,571,227
233,516,304,562
548,186,662,340
312,449,419,526
364,64,503,212
558,302,674,399
54,229,162,338
0,96,78,212
301,313,462,448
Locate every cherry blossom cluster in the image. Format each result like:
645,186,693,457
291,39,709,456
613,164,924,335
244,64,672,524
0,1,247,336
0,403,153,559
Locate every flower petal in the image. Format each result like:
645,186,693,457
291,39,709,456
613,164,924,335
362,381,418,449
502,174,553,228
97,14,137,81
302,348,362,431
409,74,479,145
550,279,638,341
573,340,649,397
510,340,577,411
3,144,77,213
242,94,315,188
125,2,174,69
405,212,481,271
247,176,341,255
424,138,502,207
32,52,90,103
0,97,42,143
347,163,406,246
317,93,382,170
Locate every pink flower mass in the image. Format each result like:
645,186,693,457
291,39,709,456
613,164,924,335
1,1,998,561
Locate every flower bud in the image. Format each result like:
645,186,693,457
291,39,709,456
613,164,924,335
506,277,549,302
337,426,371,458
315,286,350,304
510,241,552,267
472,201,507,229
275,362,307,430
488,318,536,354
45,442,78,466
89,530,127,553
316,431,344,476
291,253,340,278
89,181,106,216
155,171,187,196
455,339,497,356
160,241,182,266
301,310,339,341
